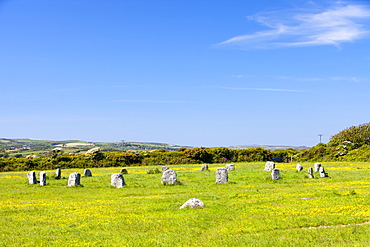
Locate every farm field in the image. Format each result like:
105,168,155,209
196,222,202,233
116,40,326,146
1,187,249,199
1,162,370,246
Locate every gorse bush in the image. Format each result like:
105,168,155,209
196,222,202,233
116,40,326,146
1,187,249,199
1,123,370,172
0,147,275,172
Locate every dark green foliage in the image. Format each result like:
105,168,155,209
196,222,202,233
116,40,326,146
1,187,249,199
328,123,370,148
146,168,161,174
295,123,370,162
183,147,213,163
208,147,236,163
0,147,277,172
269,148,298,162
234,147,271,162
340,145,370,162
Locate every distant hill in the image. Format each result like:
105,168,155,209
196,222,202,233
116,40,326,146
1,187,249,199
228,144,310,151
0,138,309,157
0,138,188,155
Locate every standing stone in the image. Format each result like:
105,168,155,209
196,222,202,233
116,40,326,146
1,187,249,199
120,168,128,174
162,166,170,173
216,168,228,184
308,167,314,178
27,171,38,184
201,164,209,171
314,163,321,172
111,174,126,188
180,198,205,209
271,169,280,180
68,172,81,187
264,161,275,171
40,172,46,186
296,164,303,172
55,168,61,179
84,169,92,177
225,164,235,171
161,170,177,185
319,166,328,177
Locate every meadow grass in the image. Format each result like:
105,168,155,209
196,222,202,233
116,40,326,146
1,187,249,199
1,162,370,246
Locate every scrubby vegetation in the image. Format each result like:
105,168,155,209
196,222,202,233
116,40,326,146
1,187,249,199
1,123,370,172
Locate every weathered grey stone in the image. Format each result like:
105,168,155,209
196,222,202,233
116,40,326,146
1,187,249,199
264,161,275,171
319,166,328,177
296,164,303,172
120,168,128,174
180,198,205,209
84,169,92,177
55,168,61,179
225,164,235,171
271,168,280,180
161,170,177,185
216,167,228,184
314,163,321,172
27,171,38,184
162,166,170,173
40,172,46,186
111,174,126,188
68,172,81,187
201,164,209,171
86,147,101,155
308,167,314,178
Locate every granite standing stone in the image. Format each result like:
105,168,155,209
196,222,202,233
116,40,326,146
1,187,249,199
111,174,126,188
264,161,275,171
225,164,235,171
201,164,209,171
84,169,92,177
40,172,46,186
314,163,322,172
68,172,81,187
296,164,303,172
216,167,228,184
161,170,177,185
308,167,314,178
319,166,328,177
27,171,38,184
271,168,280,180
180,198,205,209
55,168,61,179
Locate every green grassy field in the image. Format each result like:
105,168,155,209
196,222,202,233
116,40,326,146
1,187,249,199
1,162,370,246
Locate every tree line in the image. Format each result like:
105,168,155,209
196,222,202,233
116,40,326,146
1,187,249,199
1,123,369,172
0,147,298,172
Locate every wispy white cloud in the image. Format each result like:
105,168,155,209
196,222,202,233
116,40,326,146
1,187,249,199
217,2,370,49
204,86,305,92
114,99,192,103
232,74,365,82
329,76,360,82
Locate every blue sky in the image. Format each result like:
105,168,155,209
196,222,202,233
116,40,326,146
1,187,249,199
1,0,370,147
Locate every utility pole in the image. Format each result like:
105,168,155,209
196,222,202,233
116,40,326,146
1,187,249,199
318,134,323,143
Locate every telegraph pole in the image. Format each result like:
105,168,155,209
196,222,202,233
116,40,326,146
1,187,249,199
318,134,323,143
